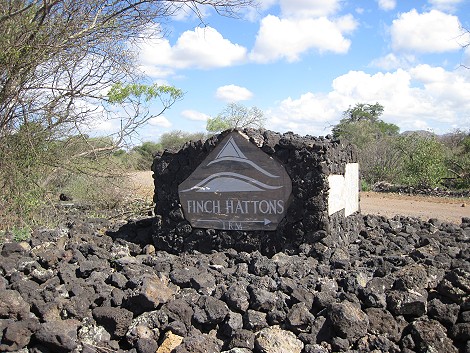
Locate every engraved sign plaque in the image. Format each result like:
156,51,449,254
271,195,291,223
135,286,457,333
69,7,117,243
178,131,292,231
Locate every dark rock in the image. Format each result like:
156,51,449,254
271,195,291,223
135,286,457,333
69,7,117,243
365,307,406,343
173,331,222,353
249,253,277,277
393,264,429,290
330,248,350,269
34,319,79,352
355,334,401,353
92,306,133,338
248,287,281,312
330,336,349,351
303,344,330,353
287,302,315,333
227,329,255,350
386,289,428,317
1,242,27,256
134,338,158,353
107,272,128,289
164,298,194,328
243,309,268,331
0,289,30,319
224,282,250,312
428,298,459,326
450,323,470,341
126,274,175,314
222,311,243,336
170,266,198,287
438,268,470,303
460,310,470,322
327,302,369,340
358,276,392,308
410,319,458,352
190,270,216,296
0,320,36,351
193,295,229,326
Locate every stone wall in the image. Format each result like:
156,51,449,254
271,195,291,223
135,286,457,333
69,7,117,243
151,129,360,256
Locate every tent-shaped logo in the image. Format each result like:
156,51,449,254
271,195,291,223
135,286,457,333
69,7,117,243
178,131,292,231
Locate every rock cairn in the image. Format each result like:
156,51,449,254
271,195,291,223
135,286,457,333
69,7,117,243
151,129,359,256
0,214,469,352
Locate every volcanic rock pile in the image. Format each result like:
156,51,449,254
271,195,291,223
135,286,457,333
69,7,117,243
152,129,359,256
0,214,469,352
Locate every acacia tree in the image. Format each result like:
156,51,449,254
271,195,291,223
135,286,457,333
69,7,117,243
332,103,401,185
206,103,265,132
332,102,399,148
0,0,254,140
0,0,255,227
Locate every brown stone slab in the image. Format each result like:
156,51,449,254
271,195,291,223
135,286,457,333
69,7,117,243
178,131,292,231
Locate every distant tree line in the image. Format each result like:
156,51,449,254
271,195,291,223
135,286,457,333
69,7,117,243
333,103,470,190
128,102,469,191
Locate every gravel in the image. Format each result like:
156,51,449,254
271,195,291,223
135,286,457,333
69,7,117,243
0,214,469,352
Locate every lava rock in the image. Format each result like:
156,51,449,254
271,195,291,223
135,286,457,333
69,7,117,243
92,306,133,338
327,301,369,340
34,319,79,352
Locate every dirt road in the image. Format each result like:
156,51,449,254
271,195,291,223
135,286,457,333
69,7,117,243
129,171,469,224
361,191,469,224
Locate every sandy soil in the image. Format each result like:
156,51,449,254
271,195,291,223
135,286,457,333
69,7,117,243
126,171,155,200
129,171,470,224
361,191,469,224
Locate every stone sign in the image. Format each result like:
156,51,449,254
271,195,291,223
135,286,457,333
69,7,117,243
178,131,292,231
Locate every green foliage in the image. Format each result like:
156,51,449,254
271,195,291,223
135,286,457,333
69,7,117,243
398,133,448,188
360,136,403,185
361,180,371,191
62,173,125,209
108,83,183,104
332,102,402,185
441,130,470,188
11,227,31,242
206,103,265,133
0,0,256,230
129,141,163,170
118,132,207,170
0,122,56,228
158,130,207,151
332,103,399,146
343,102,384,122
206,116,232,133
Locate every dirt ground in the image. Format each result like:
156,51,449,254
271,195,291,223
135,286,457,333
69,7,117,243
361,191,469,224
128,171,470,225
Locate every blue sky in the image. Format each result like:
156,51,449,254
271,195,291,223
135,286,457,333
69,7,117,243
102,0,470,143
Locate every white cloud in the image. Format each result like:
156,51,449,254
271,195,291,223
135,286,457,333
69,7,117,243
409,64,470,111
250,14,357,62
137,26,247,76
266,65,470,135
279,0,340,18
377,0,396,11
370,53,416,70
428,0,464,12
215,85,254,102
391,9,468,53
148,116,172,128
181,110,210,121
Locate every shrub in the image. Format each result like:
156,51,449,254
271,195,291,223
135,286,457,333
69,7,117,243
397,133,448,188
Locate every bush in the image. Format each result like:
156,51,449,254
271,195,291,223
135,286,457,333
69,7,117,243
359,136,402,185
397,133,448,188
